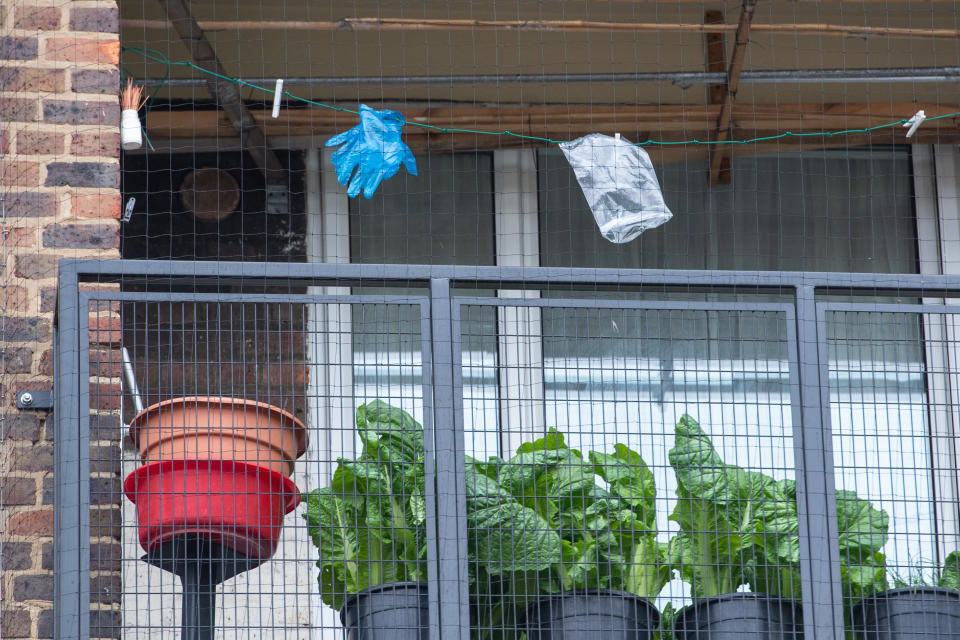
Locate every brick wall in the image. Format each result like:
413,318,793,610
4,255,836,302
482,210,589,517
1,2,121,639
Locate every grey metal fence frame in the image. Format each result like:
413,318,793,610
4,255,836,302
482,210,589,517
53,258,960,640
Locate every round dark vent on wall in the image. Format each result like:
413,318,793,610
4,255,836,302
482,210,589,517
179,168,240,222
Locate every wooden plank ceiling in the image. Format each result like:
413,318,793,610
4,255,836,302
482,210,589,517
125,0,960,157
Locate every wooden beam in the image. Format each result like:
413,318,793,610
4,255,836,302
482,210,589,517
710,1,757,186
155,0,286,183
704,9,730,184
121,17,960,40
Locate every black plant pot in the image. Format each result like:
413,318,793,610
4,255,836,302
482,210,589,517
522,589,660,640
673,592,803,640
850,586,960,639
340,582,429,640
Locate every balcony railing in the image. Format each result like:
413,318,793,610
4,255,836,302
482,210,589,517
55,259,960,640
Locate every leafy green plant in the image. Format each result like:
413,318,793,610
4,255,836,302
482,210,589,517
304,400,564,637
303,401,428,611
667,414,772,598
493,428,671,599
667,414,890,600
467,429,672,638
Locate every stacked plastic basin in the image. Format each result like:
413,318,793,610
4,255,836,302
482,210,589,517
123,397,306,560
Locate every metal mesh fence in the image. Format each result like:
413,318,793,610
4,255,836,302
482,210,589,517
57,265,960,640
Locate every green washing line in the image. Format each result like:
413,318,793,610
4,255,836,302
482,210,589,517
122,45,959,148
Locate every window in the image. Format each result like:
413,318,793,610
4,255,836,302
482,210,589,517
306,144,960,595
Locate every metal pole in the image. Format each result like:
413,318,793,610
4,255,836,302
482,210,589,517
794,285,845,639
121,347,145,414
139,66,960,87
428,278,470,640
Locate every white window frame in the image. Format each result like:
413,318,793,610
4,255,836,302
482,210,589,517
914,144,960,559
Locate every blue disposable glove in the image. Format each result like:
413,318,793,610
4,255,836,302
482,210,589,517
325,104,418,198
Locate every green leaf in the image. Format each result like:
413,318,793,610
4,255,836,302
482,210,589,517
836,491,889,563
465,464,564,575
624,537,672,598
356,400,424,463
939,552,960,589
841,551,888,599
499,448,573,522
749,478,801,597
302,487,360,611
516,428,568,455
667,415,767,597
590,444,657,528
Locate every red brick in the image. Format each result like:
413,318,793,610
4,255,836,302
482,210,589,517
89,444,120,474
71,68,119,94
44,37,118,65
4,286,30,312
42,223,118,249
39,288,56,312
14,255,56,279
0,37,38,60
1,160,39,187
90,575,121,604
36,608,52,639
45,162,119,188
0,129,8,155
0,317,51,341
38,349,53,376
250,331,307,358
89,476,121,505
89,610,121,640
3,227,37,248
12,574,53,602
70,131,120,157
0,66,66,92
17,130,63,155
89,350,120,377
72,193,121,219
90,382,121,410
43,100,119,126
10,444,52,471
2,542,34,570
2,477,37,506
3,191,56,217
2,607,33,638
1,346,33,373
89,413,121,441
89,506,121,539
261,362,310,386
89,316,122,344
70,7,118,33
0,98,38,122
8,509,53,536
4,414,41,441
15,7,61,30
89,543,121,571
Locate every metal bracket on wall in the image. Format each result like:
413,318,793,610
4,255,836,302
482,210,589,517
17,390,54,410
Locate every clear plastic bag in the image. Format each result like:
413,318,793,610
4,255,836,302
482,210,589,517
559,133,673,243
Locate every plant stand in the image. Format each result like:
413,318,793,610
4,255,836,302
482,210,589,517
142,535,266,640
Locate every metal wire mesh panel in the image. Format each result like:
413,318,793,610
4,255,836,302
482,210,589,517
827,307,960,639
84,294,435,640
458,298,802,639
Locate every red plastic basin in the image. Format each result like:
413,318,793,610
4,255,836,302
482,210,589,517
124,459,300,559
